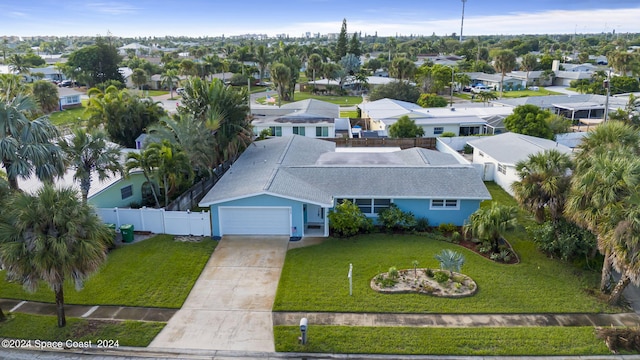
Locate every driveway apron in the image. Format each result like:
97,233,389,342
149,236,289,351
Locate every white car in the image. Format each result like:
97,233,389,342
176,87,185,95
471,85,491,93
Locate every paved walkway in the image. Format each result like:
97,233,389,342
149,235,290,351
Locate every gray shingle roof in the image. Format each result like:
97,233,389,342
467,132,573,165
199,135,490,206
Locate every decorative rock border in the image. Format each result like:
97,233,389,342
371,269,478,298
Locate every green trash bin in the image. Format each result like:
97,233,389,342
120,224,134,243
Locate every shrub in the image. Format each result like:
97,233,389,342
434,271,450,283
434,249,465,275
328,200,372,237
417,93,448,108
229,73,250,86
451,231,462,243
438,223,458,233
414,217,429,232
463,144,473,154
527,219,596,261
378,204,416,232
369,81,421,103
424,268,434,277
388,266,399,280
440,131,456,137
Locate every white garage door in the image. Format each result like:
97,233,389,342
219,207,291,235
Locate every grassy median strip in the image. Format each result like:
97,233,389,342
0,235,216,308
0,313,164,347
274,326,609,355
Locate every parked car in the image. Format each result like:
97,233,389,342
471,85,491,93
58,80,73,87
176,87,185,95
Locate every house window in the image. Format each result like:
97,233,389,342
431,199,459,210
433,127,444,135
498,163,507,175
336,198,391,216
269,126,282,137
121,185,133,200
293,126,305,136
316,126,329,137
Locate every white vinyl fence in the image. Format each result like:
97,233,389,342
97,208,211,236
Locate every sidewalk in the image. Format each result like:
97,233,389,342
0,299,177,322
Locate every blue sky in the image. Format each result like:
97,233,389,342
1,1,639,38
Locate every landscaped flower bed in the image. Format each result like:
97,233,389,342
371,268,477,298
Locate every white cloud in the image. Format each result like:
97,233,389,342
85,2,139,15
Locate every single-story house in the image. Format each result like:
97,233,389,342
492,94,627,121
466,132,573,195
465,72,524,91
252,99,342,138
57,87,83,109
199,135,491,238
360,98,487,137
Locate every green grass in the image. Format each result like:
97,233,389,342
500,88,562,98
258,92,362,106
274,326,609,355
273,182,611,314
145,90,168,97
48,103,89,127
0,313,164,347
340,110,358,118
0,235,216,308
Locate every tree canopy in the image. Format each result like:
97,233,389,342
503,104,554,139
388,115,424,138
369,81,420,103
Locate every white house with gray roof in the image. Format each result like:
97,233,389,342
466,132,573,195
199,135,491,238
252,99,343,138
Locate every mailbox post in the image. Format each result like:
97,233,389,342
299,317,308,345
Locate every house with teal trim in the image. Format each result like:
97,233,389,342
199,135,491,238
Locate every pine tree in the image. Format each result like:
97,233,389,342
348,33,362,57
335,18,348,61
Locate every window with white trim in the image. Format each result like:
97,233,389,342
430,199,459,210
293,126,305,136
121,185,133,199
336,198,391,215
316,126,329,137
433,127,444,135
269,126,282,137
498,163,507,175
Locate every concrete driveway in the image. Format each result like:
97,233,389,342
150,236,289,351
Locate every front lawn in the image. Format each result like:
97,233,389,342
257,92,362,106
0,313,164,347
48,103,89,127
274,326,609,355
0,235,216,308
500,88,562,98
273,183,610,314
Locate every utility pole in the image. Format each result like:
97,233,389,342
460,0,468,43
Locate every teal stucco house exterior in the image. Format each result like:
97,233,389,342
199,135,491,239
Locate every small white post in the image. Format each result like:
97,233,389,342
348,263,353,296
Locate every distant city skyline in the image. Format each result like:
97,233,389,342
1,1,639,38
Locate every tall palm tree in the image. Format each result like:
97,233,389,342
125,149,161,208
31,80,60,114
0,94,65,191
520,54,538,88
254,45,270,84
59,128,124,205
0,184,111,327
7,54,30,75
308,53,323,84
476,91,497,106
464,202,518,253
161,69,180,98
389,57,417,82
131,68,148,90
493,50,517,98
145,140,193,207
512,149,573,223
270,62,291,106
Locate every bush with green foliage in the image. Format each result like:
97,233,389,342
328,200,373,237
417,93,448,108
438,223,458,233
463,144,474,154
504,104,554,140
230,73,250,86
414,217,429,232
433,271,450,283
388,115,424,138
440,131,456,137
368,81,421,103
377,203,416,231
527,218,596,261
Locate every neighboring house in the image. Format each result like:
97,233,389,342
118,42,151,56
16,147,148,208
252,99,342,138
466,72,524,91
307,76,400,91
57,87,83,109
492,94,627,122
199,135,491,238
466,132,573,195
25,65,65,82
360,98,487,137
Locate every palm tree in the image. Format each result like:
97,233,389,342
464,203,518,253
308,53,323,84
7,54,30,75
389,57,417,82
31,80,60,113
0,94,65,191
512,149,573,223
520,54,538,88
145,140,193,207
476,91,498,106
254,45,270,84
131,68,148,90
606,193,640,304
125,149,161,208
493,50,517,98
434,249,465,276
59,128,124,205
0,184,111,327
270,62,291,106
161,69,180,99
